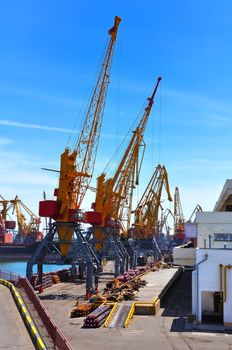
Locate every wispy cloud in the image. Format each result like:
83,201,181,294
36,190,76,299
0,119,73,133
0,119,130,141
0,138,12,145
165,88,232,115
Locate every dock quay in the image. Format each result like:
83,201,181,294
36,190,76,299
38,265,182,349
0,283,34,349
0,270,72,350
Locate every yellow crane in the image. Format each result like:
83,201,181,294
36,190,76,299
0,194,16,231
0,194,10,222
11,196,41,240
39,16,121,256
174,187,185,240
86,77,162,251
158,208,174,238
132,165,172,239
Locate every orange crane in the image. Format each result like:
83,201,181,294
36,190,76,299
86,77,162,251
11,196,41,241
174,187,185,241
131,165,172,239
39,16,121,256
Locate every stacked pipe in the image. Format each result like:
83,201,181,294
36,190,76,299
83,305,111,328
30,268,72,291
42,274,53,288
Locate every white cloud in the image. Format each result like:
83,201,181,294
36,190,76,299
0,138,12,145
0,119,129,141
0,120,73,133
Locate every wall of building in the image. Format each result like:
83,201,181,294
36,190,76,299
193,248,232,325
173,246,196,266
196,212,232,249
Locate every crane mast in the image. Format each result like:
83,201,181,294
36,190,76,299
132,165,172,239
174,187,185,240
90,77,162,249
57,16,121,216
39,17,121,256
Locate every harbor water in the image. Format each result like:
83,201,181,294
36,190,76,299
0,261,71,276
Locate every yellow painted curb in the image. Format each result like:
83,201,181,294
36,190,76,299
0,278,47,350
124,302,135,328
103,302,118,327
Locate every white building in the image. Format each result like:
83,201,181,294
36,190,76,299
192,180,232,325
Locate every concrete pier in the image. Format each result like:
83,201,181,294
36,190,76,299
0,284,34,349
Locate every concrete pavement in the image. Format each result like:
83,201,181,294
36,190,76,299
0,284,34,349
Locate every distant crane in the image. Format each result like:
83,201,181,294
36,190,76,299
174,187,185,241
0,194,10,223
11,196,41,241
39,16,121,256
0,194,41,242
132,165,172,239
187,204,203,222
157,208,174,239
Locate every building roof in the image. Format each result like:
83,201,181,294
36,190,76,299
214,179,232,211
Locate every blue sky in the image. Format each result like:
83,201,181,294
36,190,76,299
1,1,232,228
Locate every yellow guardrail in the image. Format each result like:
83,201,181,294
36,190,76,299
0,278,47,350
124,302,135,328
103,302,118,327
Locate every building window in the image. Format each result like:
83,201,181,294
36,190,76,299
214,233,232,241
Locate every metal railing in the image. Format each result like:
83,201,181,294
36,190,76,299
0,269,73,350
0,269,23,283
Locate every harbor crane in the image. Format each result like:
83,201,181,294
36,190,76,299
158,208,174,238
87,77,162,254
0,194,10,223
187,204,202,222
39,16,121,256
28,17,121,293
11,196,41,241
174,187,185,241
132,165,172,240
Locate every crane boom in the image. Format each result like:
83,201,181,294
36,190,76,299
39,17,121,256
57,16,121,218
132,165,172,239
90,77,162,249
73,16,121,207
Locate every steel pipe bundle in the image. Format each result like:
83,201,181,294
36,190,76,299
83,305,111,328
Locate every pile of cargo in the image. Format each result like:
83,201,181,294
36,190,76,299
70,295,106,318
115,265,151,283
83,304,112,328
30,268,72,291
103,276,147,302
155,261,171,269
70,301,92,318
50,269,71,284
